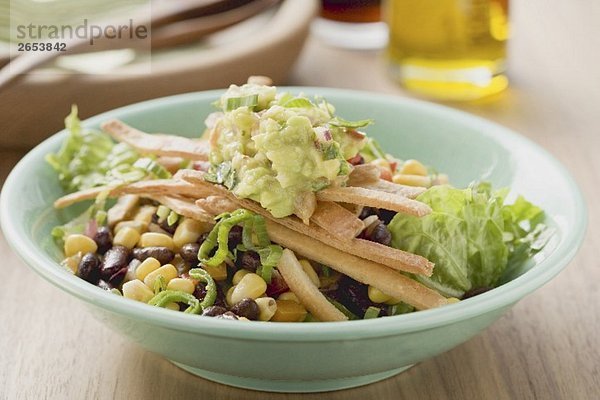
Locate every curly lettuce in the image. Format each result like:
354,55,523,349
46,106,170,193
389,182,551,297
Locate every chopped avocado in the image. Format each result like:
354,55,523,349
206,84,369,217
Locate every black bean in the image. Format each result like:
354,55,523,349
462,287,493,299
230,298,259,320
235,250,260,272
132,246,174,264
227,225,243,251
77,252,100,283
108,267,128,287
215,311,239,320
93,226,113,255
328,275,376,317
100,246,131,280
180,243,200,265
363,221,392,246
202,305,227,317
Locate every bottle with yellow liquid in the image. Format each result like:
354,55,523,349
386,0,509,100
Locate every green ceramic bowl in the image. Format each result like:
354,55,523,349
0,89,587,393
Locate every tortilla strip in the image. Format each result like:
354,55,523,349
54,179,212,209
107,195,139,227
310,201,364,240
148,195,214,223
316,186,431,217
265,220,447,310
360,179,426,199
195,196,238,216
181,171,433,276
277,249,347,322
101,119,209,160
347,164,381,186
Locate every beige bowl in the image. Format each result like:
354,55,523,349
0,0,318,148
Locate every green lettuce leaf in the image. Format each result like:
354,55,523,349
389,182,550,297
46,106,170,193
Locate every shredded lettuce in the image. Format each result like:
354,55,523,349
389,182,551,297
46,106,170,193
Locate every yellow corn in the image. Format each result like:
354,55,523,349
143,264,178,288
371,158,391,172
226,286,235,306
139,232,175,250
232,269,250,285
255,297,277,321
114,220,147,235
122,279,154,303
392,174,432,188
368,285,392,304
64,234,97,257
173,218,210,249
166,277,196,294
113,226,141,249
202,263,228,281
230,273,267,305
134,205,157,225
447,297,461,304
298,259,320,287
278,291,300,304
399,159,428,176
384,296,403,305
61,255,81,274
271,300,307,322
164,302,180,311
135,257,161,281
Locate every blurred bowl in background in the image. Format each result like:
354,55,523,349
0,0,318,148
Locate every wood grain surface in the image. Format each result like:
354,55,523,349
1,1,598,399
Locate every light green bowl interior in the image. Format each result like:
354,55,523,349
0,88,587,391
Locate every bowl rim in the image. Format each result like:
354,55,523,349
0,87,588,341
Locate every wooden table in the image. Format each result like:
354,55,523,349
1,1,598,398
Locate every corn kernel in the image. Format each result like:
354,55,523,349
166,277,196,294
298,259,320,287
255,297,277,321
122,279,154,303
278,291,300,304
392,174,432,188
368,285,392,304
226,286,235,306
114,220,147,235
134,205,157,225
64,234,97,257
165,302,180,311
143,264,178,288
139,232,175,250
231,273,267,305
173,218,210,249
61,255,81,274
399,159,428,176
384,296,403,305
447,297,461,304
202,263,228,281
371,158,391,171
113,226,141,249
232,269,250,285
135,257,161,281
271,300,307,322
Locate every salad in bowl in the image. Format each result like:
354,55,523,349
45,77,552,323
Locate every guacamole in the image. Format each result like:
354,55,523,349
205,84,369,218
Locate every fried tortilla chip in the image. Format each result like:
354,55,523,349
101,120,209,160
